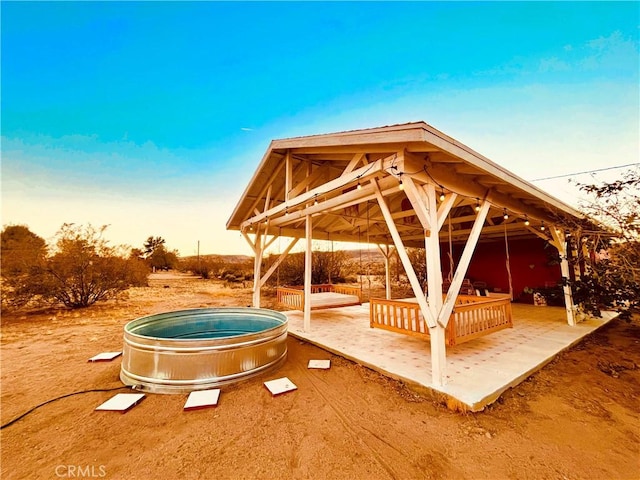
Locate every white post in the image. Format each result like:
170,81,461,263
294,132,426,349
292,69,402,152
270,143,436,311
384,246,392,300
303,214,313,331
372,180,437,328
376,244,393,300
259,237,299,288
241,230,262,308
253,231,263,308
438,200,490,326
423,184,447,387
551,227,576,326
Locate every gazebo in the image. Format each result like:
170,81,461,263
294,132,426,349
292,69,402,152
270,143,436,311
227,122,585,387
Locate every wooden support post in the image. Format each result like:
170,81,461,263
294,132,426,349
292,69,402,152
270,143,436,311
285,151,293,201
243,230,262,308
372,179,437,328
423,184,447,387
303,214,313,331
551,227,576,326
259,237,299,288
424,184,444,317
377,244,394,300
438,200,490,327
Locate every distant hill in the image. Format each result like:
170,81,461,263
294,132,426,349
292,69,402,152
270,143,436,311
181,249,386,263
180,254,252,264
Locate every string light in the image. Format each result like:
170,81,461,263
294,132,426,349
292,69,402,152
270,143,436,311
439,189,446,202
524,215,530,226
314,194,319,206
475,199,481,212
540,221,545,231
285,207,289,216
398,174,404,191
503,208,509,220
357,181,362,190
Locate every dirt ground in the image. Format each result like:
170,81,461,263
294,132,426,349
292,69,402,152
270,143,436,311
1,273,638,480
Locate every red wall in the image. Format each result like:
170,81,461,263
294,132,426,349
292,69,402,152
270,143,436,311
441,238,561,299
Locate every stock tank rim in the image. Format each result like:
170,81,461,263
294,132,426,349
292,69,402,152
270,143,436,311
120,307,289,393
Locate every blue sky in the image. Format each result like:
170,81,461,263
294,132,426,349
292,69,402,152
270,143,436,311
2,1,638,256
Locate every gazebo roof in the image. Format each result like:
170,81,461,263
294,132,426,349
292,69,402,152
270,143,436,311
227,122,584,247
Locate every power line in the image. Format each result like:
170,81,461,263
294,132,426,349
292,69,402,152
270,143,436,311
530,163,639,182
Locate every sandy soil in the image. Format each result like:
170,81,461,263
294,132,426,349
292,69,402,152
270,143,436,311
1,273,638,480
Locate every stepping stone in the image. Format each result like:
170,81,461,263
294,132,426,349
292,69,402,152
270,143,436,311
183,389,221,411
88,352,122,362
308,359,331,369
264,377,297,396
95,393,145,412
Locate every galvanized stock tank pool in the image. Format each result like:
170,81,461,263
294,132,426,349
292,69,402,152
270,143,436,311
120,307,288,393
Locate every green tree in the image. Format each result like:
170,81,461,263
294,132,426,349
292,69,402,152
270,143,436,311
141,235,179,271
147,243,179,271
143,236,166,257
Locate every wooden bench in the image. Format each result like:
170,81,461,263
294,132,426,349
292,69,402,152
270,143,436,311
277,284,362,311
369,295,513,346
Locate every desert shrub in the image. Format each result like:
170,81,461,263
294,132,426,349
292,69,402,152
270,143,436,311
44,224,150,308
567,167,640,317
180,256,225,279
1,223,150,310
264,249,352,286
1,225,48,308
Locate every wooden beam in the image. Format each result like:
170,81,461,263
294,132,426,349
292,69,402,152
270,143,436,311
377,244,395,300
436,192,457,231
243,162,284,221
252,230,263,308
372,178,437,329
288,163,325,199
424,183,444,316
438,200,491,327
241,231,257,253
285,150,293,201
402,176,431,231
263,234,277,252
303,215,313,331
259,237,299,288
424,183,448,387
550,227,576,326
525,225,552,242
243,156,398,229
263,184,272,215
341,153,366,175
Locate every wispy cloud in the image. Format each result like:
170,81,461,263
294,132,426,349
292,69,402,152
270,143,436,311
475,30,639,78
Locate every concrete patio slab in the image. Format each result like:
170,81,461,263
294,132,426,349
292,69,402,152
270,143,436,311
285,303,617,411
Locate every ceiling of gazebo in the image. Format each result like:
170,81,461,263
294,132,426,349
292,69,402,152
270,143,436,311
227,122,584,247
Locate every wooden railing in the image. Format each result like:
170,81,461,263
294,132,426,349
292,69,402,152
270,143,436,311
369,295,513,346
276,287,304,310
277,284,362,310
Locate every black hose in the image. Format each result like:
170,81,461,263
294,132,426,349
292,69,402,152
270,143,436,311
1,385,133,429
